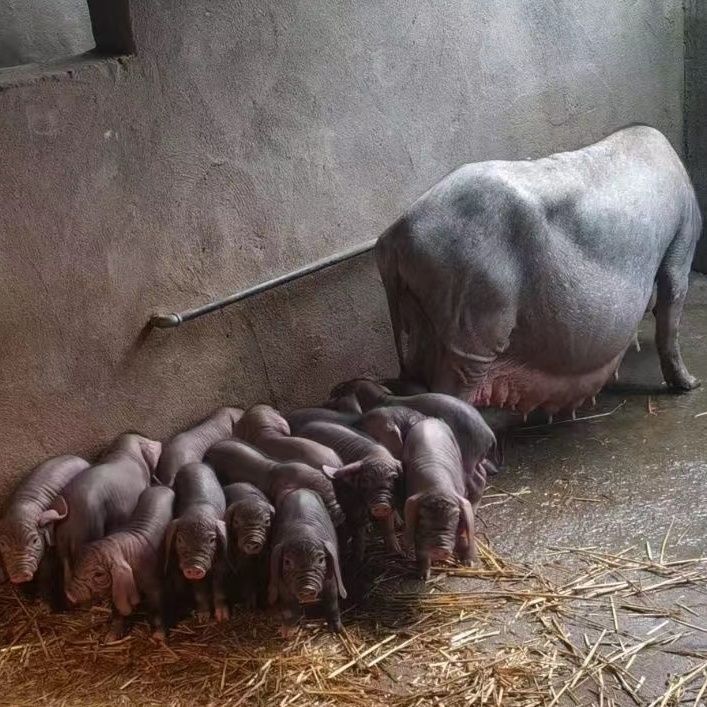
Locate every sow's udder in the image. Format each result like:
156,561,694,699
470,352,624,416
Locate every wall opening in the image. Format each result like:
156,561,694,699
0,0,133,71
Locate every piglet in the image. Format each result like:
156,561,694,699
297,422,403,559
156,407,243,486
331,379,494,502
235,404,342,469
205,440,345,527
53,434,161,593
65,486,174,641
0,455,89,590
223,483,274,608
286,408,360,436
403,418,476,580
268,489,346,635
166,462,229,622
355,406,427,459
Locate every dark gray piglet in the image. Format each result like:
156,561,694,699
286,408,360,436
330,379,494,503
167,462,229,622
65,486,174,641
379,378,429,396
223,482,274,607
403,418,476,580
0,454,89,585
355,406,427,459
268,489,346,635
205,440,345,527
53,434,161,589
297,422,403,559
235,404,343,470
156,407,243,486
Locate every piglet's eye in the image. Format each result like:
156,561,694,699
283,557,294,570
209,535,216,544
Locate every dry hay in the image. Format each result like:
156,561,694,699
0,520,705,705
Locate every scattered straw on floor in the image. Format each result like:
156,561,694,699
1,534,705,705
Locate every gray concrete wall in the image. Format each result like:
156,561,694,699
685,0,707,272
0,0,94,69
0,0,686,496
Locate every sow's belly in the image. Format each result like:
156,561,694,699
469,274,653,416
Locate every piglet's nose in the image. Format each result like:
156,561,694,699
297,588,319,603
243,541,263,555
183,566,206,580
10,571,34,584
370,503,391,519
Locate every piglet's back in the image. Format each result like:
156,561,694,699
205,440,274,487
174,462,226,516
403,418,465,496
272,489,335,544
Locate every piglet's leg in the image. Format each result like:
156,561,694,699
279,597,301,639
378,515,402,555
212,562,231,623
145,589,166,641
105,610,128,643
352,523,367,563
193,580,212,623
455,532,475,567
417,552,432,581
322,579,343,634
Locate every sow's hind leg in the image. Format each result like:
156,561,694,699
654,223,701,391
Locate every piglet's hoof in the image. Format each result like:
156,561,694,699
279,624,298,639
152,628,167,643
196,610,211,624
214,605,231,623
328,619,344,634
668,374,701,391
104,628,125,644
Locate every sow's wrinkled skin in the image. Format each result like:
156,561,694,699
0,455,89,594
205,440,345,527
166,462,229,622
223,482,274,608
286,408,360,436
403,418,477,580
375,125,703,414
235,404,343,470
268,489,347,636
53,434,161,593
297,421,403,559
155,407,243,486
330,379,494,500
66,486,174,642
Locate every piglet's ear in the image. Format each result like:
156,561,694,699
38,496,68,526
139,439,163,472
267,543,283,606
456,494,478,563
216,520,228,555
111,561,140,617
327,461,363,481
324,541,347,599
321,465,338,480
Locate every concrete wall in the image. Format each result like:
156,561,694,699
0,0,686,497
0,0,94,69
685,0,707,272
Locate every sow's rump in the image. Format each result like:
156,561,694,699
376,125,702,416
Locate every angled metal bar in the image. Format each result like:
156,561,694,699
149,238,377,329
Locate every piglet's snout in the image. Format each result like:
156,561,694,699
370,503,392,519
297,587,320,603
183,566,206,580
9,570,34,584
241,538,264,555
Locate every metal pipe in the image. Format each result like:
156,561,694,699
149,238,378,329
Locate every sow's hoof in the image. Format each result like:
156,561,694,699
668,374,701,392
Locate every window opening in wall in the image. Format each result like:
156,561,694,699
0,0,134,72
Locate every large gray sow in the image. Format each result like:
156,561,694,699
268,489,347,635
296,421,403,558
65,486,174,641
156,407,243,486
53,434,161,586
0,454,89,585
235,404,343,470
166,462,229,622
205,440,345,526
376,125,702,413
402,418,476,580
